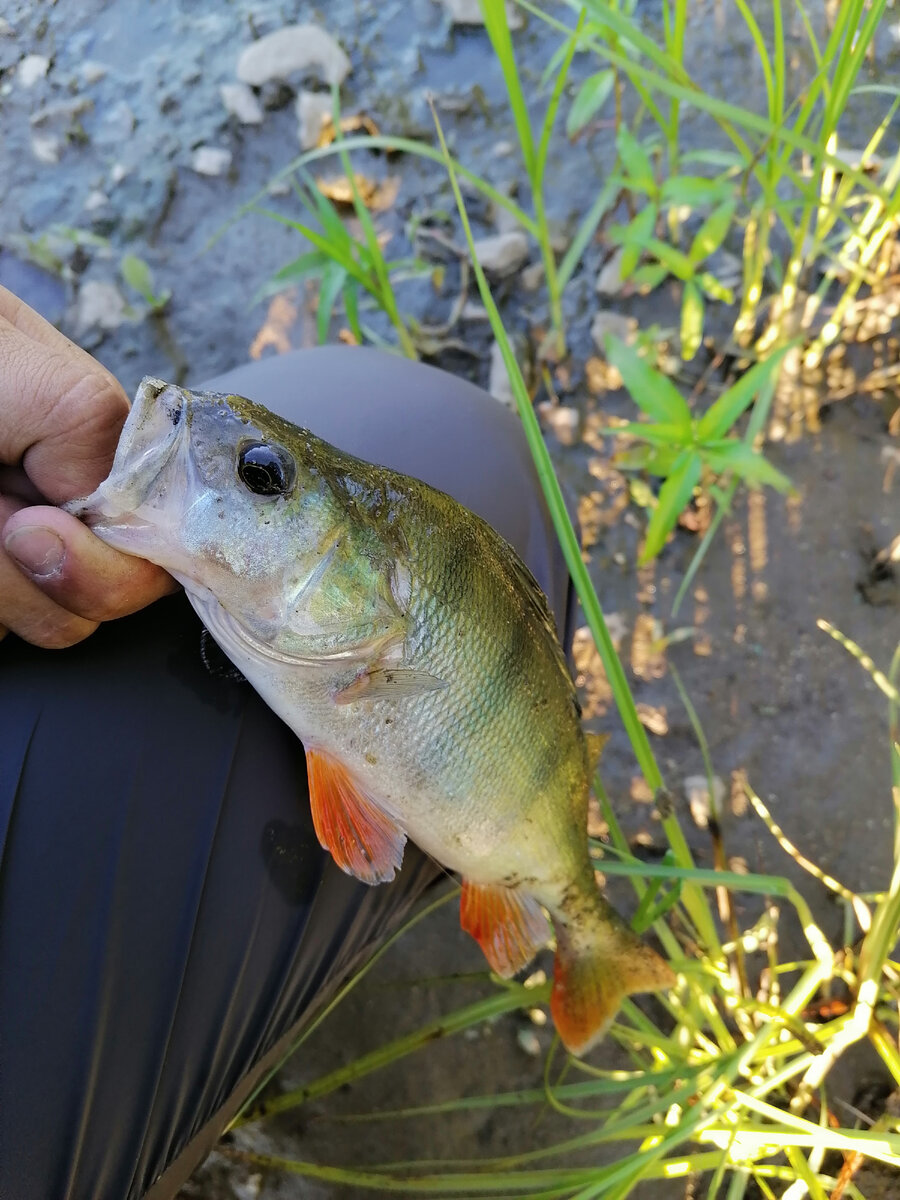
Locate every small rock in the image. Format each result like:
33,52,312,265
83,190,109,212
460,301,489,321
220,82,264,125
442,0,524,30
236,24,351,88
296,89,332,149
704,248,742,292
472,229,529,277
488,339,515,408
18,54,49,88
590,309,637,350
191,146,232,177
267,178,291,197
109,162,129,186
521,262,544,291
70,280,129,338
81,60,107,85
0,18,13,36
684,775,726,830
539,404,580,446
516,1027,542,1057
100,101,136,141
31,134,62,164
596,246,626,296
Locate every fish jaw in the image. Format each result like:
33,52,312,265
64,377,197,569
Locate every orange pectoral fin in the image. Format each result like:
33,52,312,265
305,748,406,885
460,881,551,978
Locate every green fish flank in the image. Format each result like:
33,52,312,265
67,376,675,1054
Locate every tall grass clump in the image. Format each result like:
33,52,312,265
213,77,900,1195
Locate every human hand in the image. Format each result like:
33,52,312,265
0,286,177,647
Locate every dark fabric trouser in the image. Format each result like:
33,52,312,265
0,348,573,1200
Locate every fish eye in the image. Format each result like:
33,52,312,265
237,442,295,497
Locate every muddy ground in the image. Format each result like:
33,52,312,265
2,1,899,1196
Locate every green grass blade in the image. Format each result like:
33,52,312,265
639,449,702,563
696,346,790,441
604,335,692,428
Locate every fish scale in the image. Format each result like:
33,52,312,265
67,377,675,1054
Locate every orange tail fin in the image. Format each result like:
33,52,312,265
550,926,675,1056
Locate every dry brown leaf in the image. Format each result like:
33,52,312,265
249,291,297,359
316,173,400,211
316,112,381,149
636,703,668,736
585,355,623,394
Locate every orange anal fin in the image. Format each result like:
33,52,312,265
460,881,551,978
551,930,675,1056
305,748,406,886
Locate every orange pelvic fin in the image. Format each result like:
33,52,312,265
305,747,406,885
460,881,551,977
551,927,675,1056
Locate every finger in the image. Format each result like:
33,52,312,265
0,497,98,648
3,505,179,624
0,313,129,501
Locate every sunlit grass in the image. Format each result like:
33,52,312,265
221,4,900,1193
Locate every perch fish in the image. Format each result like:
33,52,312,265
67,378,674,1054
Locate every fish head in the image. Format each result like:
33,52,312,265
67,377,344,643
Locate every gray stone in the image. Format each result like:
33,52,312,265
220,82,264,125
684,775,726,830
31,134,62,164
472,230,529,277
81,61,107,85
236,25,351,88
590,309,636,350
595,245,626,295
488,340,515,408
296,90,332,150
84,190,109,212
70,281,130,337
18,54,49,88
191,146,232,177
442,0,524,30
521,262,544,291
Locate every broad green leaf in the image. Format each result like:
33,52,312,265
644,236,694,281
689,200,737,263
680,279,704,361
609,203,657,278
630,262,668,292
614,444,683,476
566,70,615,136
661,176,733,208
616,420,694,447
702,442,792,491
640,450,703,563
605,335,693,431
616,126,656,192
120,253,154,300
696,346,790,441
317,261,347,344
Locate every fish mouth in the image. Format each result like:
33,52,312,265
64,377,192,553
